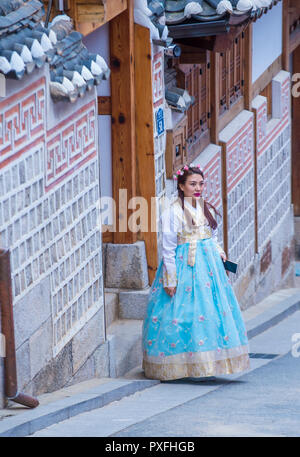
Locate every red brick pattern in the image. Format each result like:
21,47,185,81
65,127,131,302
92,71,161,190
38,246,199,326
153,51,164,109
226,117,253,194
0,78,45,169
46,101,97,191
0,77,102,357
203,150,224,248
221,113,255,282
254,75,291,252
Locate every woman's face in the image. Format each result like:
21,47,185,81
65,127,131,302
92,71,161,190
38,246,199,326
179,173,204,201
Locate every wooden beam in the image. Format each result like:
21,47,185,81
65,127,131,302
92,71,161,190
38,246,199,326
102,226,114,243
210,52,220,144
77,0,127,35
252,106,259,253
77,1,105,24
292,45,300,215
288,0,300,30
134,24,158,284
110,0,137,244
174,23,249,53
43,0,128,36
290,25,300,54
213,23,249,52
105,0,127,22
97,96,112,115
218,97,244,133
244,23,252,110
252,55,282,100
178,45,207,64
282,0,290,71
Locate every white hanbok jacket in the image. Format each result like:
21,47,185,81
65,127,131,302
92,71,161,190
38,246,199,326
161,197,225,288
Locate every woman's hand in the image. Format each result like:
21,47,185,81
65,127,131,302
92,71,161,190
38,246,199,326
164,287,177,297
220,252,227,262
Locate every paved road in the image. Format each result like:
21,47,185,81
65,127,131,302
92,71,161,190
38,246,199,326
113,351,300,437
32,311,300,437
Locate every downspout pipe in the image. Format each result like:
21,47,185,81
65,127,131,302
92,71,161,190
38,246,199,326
0,249,39,408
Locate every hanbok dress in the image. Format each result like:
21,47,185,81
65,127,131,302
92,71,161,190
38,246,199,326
142,197,250,380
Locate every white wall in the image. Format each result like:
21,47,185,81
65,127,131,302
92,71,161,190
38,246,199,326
83,24,112,209
252,2,282,83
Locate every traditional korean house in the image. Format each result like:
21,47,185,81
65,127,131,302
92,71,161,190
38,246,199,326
100,0,298,376
135,0,298,301
0,0,299,404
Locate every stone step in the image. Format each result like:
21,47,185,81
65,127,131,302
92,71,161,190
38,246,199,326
118,287,151,320
104,292,118,328
107,319,143,378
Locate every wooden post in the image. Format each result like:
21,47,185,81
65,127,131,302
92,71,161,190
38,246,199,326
282,0,290,71
210,51,220,144
219,142,228,258
110,0,137,244
253,108,259,253
292,45,300,215
244,23,253,111
134,24,158,284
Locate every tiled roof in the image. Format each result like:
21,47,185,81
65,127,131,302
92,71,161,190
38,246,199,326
165,86,195,111
134,0,281,41
167,0,281,39
164,0,273,25
164,65,194,111
0,0,110,102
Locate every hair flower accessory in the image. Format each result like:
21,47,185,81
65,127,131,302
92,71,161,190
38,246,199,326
196,163,203,171
173,174,178,180
176,168,184,176
189,162,195,167
183,165,189,171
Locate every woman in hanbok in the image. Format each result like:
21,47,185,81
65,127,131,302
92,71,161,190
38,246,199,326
142,164,250,380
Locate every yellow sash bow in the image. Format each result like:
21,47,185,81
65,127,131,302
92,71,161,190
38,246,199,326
174,198,212,267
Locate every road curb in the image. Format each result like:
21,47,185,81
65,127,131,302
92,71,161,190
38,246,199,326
0,379,159,437
1,290,300,437
246,290,300,339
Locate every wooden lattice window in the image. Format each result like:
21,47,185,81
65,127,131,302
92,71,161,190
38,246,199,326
176,58,211,162
219,32,245,115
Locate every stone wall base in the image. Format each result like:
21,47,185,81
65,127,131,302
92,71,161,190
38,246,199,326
103,241,149,290
294,217,300,260
233,205,295,311
12,307,106,398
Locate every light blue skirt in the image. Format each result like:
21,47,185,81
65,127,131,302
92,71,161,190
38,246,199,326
142,238,250,380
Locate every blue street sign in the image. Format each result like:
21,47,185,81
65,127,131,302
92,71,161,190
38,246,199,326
156,108,164,136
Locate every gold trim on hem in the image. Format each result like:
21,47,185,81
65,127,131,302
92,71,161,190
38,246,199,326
142,353,250,381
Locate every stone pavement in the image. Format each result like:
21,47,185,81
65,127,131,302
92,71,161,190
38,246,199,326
0,286,299,437
32,308,300,437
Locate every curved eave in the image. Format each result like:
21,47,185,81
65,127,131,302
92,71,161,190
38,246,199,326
251,0,282,22
167,0,281,41
168,19,230,39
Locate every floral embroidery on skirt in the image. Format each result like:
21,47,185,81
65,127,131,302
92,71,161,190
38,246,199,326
142,238,250,380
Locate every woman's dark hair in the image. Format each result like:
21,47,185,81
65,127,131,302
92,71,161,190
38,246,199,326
177,167,220,230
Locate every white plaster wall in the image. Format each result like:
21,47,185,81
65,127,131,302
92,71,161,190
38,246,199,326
83,25,113,215
83,24,111,98
252,1,282,83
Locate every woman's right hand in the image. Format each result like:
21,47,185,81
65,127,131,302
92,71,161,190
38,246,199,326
164,287,176,297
